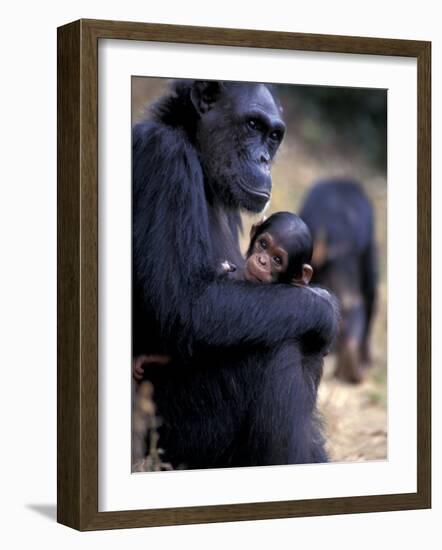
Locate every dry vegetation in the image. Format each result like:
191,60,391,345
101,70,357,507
132,381,173,472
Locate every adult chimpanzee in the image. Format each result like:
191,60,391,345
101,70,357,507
300,179,378,384
132,80,338,469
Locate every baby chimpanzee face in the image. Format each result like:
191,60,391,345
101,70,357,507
244,231,288,283
243,212,314,286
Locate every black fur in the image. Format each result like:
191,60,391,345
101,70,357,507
133,81,338,468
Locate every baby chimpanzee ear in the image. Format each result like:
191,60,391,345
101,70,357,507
292,264,313,286
250,216,267,240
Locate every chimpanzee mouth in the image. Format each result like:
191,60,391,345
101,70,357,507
239,181,271,201
244,266,266,283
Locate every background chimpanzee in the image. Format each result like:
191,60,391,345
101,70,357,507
132,80,338,469
299,179,378,384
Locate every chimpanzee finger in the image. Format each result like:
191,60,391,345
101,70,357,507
133,368,144,381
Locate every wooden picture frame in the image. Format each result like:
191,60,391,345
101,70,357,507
57,18,431,531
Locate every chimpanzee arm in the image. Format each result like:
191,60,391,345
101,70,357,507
133,122,338,355
189,280,338,354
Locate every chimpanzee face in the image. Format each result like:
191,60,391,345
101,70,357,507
191,81,286,213
244,231,289,283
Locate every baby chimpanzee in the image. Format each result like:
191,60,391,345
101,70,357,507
221,211,314,286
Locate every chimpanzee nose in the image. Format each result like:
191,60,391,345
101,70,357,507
258,255,267,266
260,153,270,165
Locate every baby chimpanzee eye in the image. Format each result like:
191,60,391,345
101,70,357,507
273,256,282,265
259,238,267,249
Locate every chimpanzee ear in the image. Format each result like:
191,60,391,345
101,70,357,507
250,216,267,239
292,264,314,286
190,81,222,115
302,264,314,285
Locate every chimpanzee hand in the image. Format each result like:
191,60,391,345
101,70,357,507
132,354,172,381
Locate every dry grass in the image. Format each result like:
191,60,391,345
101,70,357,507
318,278,388,462
132,381,173,472
319,358,387,462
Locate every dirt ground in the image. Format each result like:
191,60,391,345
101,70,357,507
318,281,388,463
319,359,387,462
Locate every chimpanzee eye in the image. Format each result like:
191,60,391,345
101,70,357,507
269,130,281,142
273,256,282,265
259,238,267,249
247,118,263,132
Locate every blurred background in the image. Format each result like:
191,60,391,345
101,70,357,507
133,78,387,463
